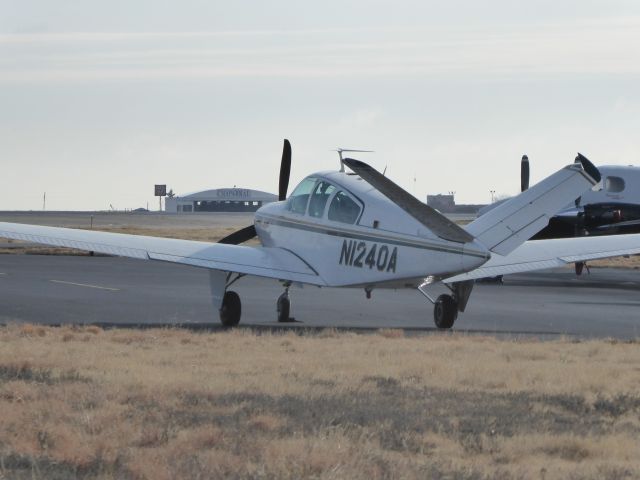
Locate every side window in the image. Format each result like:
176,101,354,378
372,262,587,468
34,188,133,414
308,181,336,218
605,176,625,193
286,177,316,214
328,191,361,224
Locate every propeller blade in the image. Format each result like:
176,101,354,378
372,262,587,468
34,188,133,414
342,158,474,244
218,225,257,245
521,155,530,192
279,139,292,201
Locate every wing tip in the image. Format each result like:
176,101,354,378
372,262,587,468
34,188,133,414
576,153,601,183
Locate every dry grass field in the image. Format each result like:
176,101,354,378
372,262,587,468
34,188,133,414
1,325,639,479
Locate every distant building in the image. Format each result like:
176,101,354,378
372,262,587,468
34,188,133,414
426,194,456,213
165,188,278,213
426,193,485,215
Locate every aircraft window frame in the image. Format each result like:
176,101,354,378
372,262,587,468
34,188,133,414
307,180,337,218
327,189,363,224
286,177,317,215
605,176,625,193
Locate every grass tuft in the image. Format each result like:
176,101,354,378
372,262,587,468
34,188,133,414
377,328,404,339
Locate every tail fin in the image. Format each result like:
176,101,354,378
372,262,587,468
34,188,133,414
465,154,600,256
343,158,474,243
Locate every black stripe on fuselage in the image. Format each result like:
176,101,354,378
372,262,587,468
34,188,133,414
255,213,488,259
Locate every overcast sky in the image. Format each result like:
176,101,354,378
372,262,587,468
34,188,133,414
1,1,639,210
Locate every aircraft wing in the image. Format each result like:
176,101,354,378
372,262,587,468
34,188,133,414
444,233,640,282
0,222,325,285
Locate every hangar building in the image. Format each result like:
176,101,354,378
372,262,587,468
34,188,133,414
165,188,278,213
426,193,485,214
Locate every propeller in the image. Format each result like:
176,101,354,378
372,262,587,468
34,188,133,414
279,139,291,201
521,155,529,192
218,224,257,245
218,139,292,245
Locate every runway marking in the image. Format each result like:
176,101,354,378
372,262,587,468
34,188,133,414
50,280,120,291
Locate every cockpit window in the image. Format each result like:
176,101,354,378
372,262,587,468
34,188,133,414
286,177,316,214
308,181,336,218
605,176,625,193
328,191,361,224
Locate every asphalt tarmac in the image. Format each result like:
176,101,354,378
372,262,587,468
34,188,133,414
1,255,639,339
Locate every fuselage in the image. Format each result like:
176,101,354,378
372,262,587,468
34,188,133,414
534,165,640,239
254,170,490,287
577,165,640,207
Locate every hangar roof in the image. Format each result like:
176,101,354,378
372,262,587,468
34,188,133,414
176,188,278,202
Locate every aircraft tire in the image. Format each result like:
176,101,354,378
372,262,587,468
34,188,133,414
434,294,457,329
277,292,290,323
219,290,241,327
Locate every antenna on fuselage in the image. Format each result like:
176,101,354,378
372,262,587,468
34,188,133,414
334,148,374,172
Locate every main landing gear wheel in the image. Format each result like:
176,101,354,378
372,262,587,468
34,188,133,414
277,291,291,323
219,290,241,327
434,294,458,329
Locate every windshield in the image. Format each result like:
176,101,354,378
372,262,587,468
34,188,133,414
308,181,337,218
286,177,316,214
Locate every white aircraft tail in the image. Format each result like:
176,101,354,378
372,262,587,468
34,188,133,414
465,154,600,256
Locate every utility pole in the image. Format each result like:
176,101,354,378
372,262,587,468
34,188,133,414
43,192,46,210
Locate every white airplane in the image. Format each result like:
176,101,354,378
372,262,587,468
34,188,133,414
2,140,640,329
484,156,640,239
481,156,640,276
